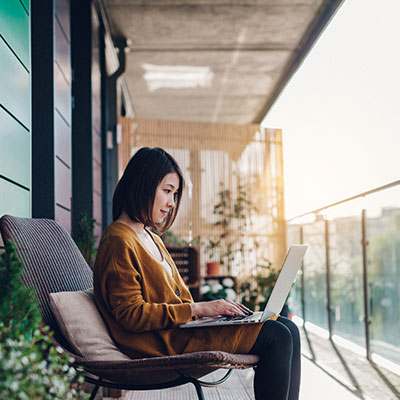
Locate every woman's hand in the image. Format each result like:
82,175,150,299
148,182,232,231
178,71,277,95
190,299,252,318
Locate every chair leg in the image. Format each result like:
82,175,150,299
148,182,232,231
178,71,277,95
89,383,100,400
192,380,206,400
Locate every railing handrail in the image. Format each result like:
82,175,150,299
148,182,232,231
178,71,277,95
287,179,400,222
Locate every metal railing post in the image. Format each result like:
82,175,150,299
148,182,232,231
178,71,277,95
325,219,333,339
287,180,400,362
361,208,372,360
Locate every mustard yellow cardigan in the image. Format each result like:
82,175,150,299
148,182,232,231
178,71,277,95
93,222,264,358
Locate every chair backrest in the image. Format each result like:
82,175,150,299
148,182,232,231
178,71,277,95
0,215,93,334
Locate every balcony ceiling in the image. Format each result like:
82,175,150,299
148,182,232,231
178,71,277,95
104,0,342,124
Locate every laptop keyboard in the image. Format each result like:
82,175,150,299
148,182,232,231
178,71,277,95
219,311,254,322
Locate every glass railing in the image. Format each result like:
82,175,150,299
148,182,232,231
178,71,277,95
287,180,400,366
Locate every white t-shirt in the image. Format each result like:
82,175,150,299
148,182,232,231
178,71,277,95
159,252,173,277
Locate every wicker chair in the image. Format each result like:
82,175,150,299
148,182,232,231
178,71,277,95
0,215,259,400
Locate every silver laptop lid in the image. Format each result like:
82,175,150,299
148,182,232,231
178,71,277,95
261,244,307,321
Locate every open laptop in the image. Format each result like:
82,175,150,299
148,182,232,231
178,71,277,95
180,244,307,328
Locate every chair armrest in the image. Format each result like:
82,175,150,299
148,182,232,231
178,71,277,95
74,351,259,372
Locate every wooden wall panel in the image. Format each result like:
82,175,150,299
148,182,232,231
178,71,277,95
20,0,29,12
54,111,71,166
93,192,102,229
0,0,29,67
54,63,71,125
0,38,30,128
93,156,102,240
0,108,30,188
93,160,102,194
54,0,72,231
92,4,102,237
55,158,71,210
55,203,72,233
54,0,70,43
92,127,102,165
0,179,30,218
0,0,30,225
92,97,101,135
54,19,71,84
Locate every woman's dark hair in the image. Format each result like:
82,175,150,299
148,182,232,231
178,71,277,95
112,147,184,234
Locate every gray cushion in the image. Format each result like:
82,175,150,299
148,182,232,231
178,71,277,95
49,289,131,361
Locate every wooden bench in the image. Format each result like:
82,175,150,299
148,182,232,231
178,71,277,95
0,215,259,400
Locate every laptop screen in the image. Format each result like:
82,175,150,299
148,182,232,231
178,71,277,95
261,245,307,320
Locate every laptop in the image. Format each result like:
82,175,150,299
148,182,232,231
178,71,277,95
180,244,307,328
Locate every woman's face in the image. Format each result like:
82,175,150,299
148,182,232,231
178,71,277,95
152,172,180,224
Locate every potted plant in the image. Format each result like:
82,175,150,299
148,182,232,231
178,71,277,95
200,276,237,301
239,259,290,317
205,261,219,277
206,179,257,276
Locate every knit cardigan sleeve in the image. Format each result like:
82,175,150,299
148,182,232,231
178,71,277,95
97,231,192,333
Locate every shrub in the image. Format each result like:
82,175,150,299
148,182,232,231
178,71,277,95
75,212,97,267
0,242,88,399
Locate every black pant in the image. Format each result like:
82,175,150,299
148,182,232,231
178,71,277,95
249,316,301,400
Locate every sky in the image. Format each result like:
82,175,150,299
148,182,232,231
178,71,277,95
262,0,400,219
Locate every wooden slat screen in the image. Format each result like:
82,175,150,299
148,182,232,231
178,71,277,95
118,117,286,278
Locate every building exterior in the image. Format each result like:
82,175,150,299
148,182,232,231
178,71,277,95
0,0,132,246
0,1,288,268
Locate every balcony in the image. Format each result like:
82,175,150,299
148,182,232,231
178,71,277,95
120,181,400,399
2,1,400,399
124,325,400,399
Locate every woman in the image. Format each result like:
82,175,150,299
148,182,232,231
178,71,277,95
93,147,301,400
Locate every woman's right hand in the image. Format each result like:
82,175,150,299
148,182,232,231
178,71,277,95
190,299,251,318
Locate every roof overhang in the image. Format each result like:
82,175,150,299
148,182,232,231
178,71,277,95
103,0,344,124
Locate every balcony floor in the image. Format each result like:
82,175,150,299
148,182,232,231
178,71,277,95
114,323,400,400
299,324,400,400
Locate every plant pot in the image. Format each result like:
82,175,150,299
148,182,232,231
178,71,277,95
206,261,220,277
